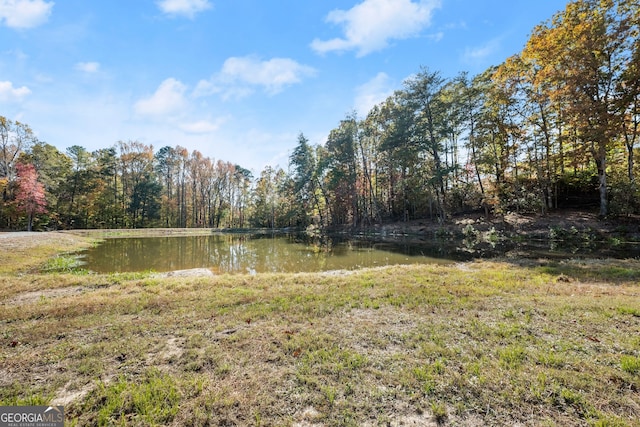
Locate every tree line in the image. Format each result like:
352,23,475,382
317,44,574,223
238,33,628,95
272,0,640,228
0,131,253,230
1,0,638,231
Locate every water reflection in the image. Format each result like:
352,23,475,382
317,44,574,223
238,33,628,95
78,232,640,274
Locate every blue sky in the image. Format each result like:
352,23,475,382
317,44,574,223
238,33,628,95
1,0,569,174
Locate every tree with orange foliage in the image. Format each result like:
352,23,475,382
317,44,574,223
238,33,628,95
522,0,639,216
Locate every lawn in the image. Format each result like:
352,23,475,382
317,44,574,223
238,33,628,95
0,231,639,426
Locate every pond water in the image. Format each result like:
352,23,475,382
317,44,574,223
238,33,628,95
77,232,640,274
79,233,451,274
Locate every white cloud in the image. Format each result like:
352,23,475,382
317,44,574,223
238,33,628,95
0,80,31,102
34,72,53,83
234,128,299,172
354,72,394,116
311,0,441,57
133,78,228,137
427,31,444,42
156,0,212,18
134,78,188,118
75,61,100,73
179,118,226,134
0,0,53,29
461,38,500,64
194,56,317,99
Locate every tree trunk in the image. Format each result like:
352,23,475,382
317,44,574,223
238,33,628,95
627,139,635,187
595,152,608,217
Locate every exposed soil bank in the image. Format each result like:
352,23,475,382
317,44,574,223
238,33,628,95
364,210,640,241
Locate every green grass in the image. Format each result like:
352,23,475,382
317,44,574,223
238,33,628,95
74,369,180,426
617,306,640,317
621,356,640,374
1,232,639,426
536,259,640,282
498,345,527,369
430,401,448,424
41,254,88,273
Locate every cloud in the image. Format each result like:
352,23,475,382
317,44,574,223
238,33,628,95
0,80,31,102
179,118,226,134
427,31,444,42
354,72,395,116
134,78,188,118
0,0,53,29
461,38,501,64
311,0,441,57
75,61,100,73
133,78,227,137
194,56,317,99
156,0,212,18
233,128,299,172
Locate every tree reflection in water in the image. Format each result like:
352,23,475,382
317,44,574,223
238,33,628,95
78,232,640,274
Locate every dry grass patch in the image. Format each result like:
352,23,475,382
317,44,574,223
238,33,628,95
1,233,639,425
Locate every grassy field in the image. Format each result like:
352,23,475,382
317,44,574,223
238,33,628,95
0,231,639,426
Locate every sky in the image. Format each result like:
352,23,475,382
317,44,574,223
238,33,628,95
1,0,571,175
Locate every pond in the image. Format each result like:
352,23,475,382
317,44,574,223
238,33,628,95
79,232,449,274
77,231,640,274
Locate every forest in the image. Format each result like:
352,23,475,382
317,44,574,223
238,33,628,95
1,0,639,231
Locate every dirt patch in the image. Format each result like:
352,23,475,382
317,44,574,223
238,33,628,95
0,231,93,274
0,232,40,239
50,383,94,407
157,337,183,363
0,231,87,247
318,269,358,277
3,286,88,306
293,406,323,426
154,268,215,278
330,307,418,358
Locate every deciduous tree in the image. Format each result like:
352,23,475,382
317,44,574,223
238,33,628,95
15,162,47,231
525,0,639,216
